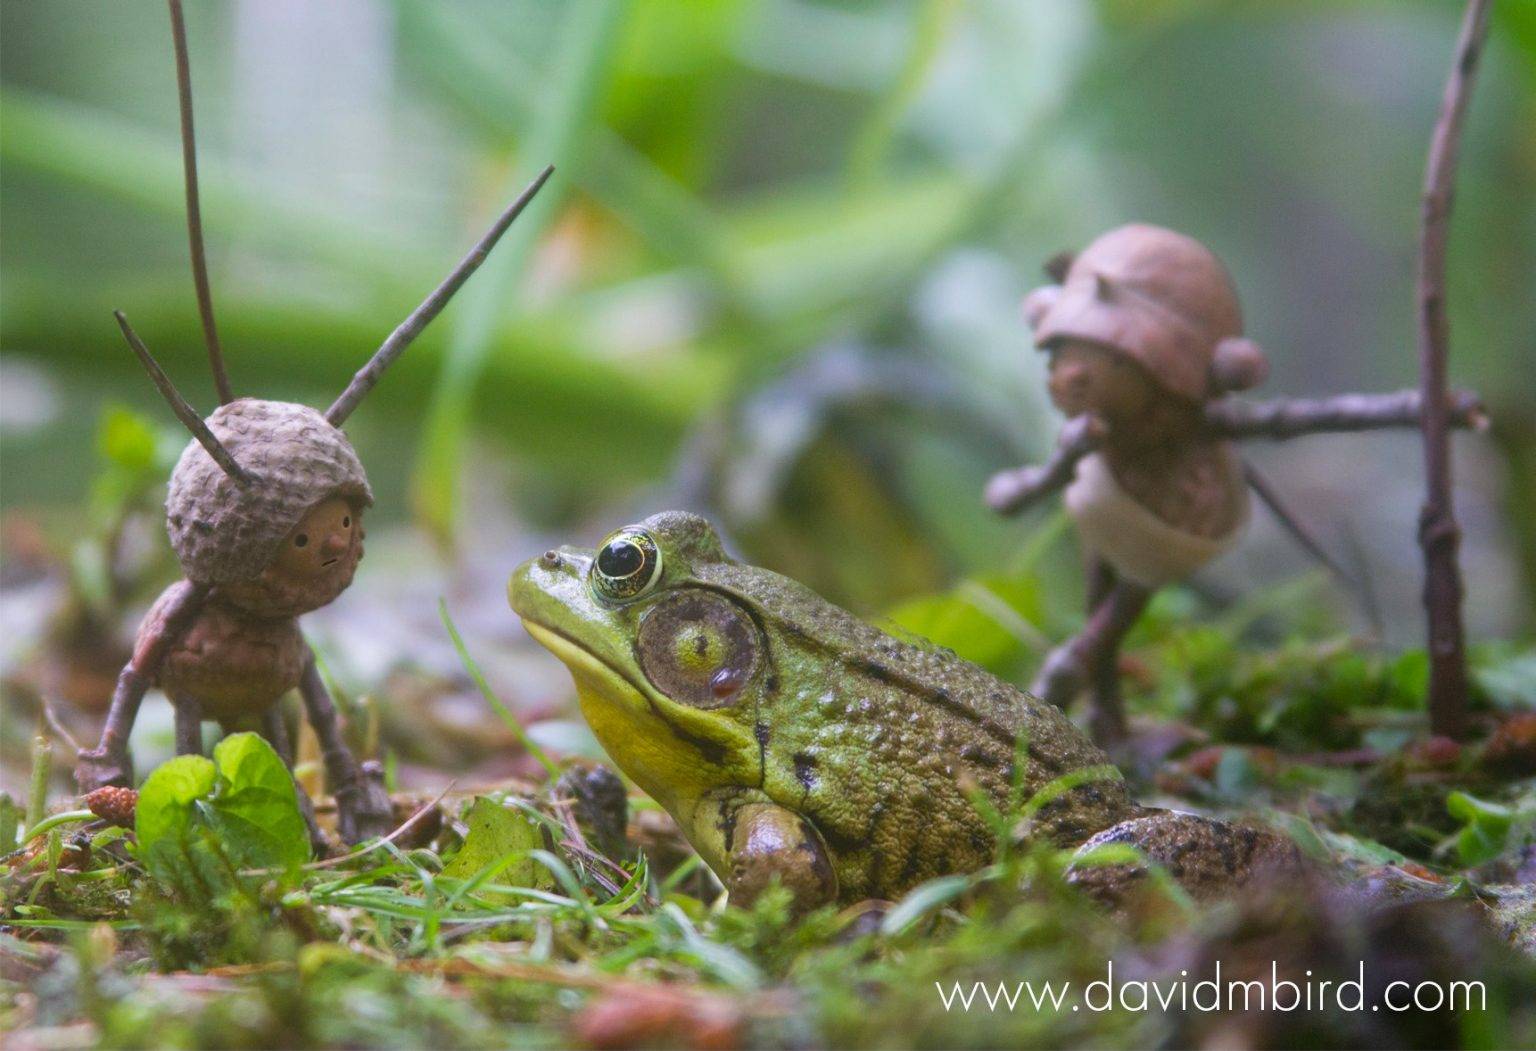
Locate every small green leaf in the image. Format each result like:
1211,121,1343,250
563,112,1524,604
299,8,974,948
208,733,310,875
133,733,309,895
1447,790,1513,867
443,796,550,889
134,754,218,892
135,755,217,858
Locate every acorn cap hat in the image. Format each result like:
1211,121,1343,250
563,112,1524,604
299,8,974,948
1023,223,1269,402
166,398,372,584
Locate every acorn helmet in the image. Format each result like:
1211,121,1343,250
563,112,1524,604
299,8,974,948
1022,223,1270,403
165,399,373,584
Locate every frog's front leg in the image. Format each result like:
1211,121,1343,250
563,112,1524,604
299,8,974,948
694,790,837,911
1066,810,1306,907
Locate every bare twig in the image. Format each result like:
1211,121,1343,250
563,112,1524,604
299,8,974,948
987,389,1486,518
114,311,250,483
167,0,231,404
1415,0,1491,738
40,697,82,755
1206,389,1487,440
985,414,1105,514
1241,460,1359,595
325,165,555,426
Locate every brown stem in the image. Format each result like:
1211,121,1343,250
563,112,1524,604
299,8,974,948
984,389,1485,518
1416,0,1491,739
325,165,554,427
114,311,250,484
167,0,232,405
984,414,1104,514
1206,389,1487,440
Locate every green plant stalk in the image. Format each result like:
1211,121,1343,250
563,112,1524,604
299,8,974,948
846,0,961,185
26,736,52,830
19,809,95,845
412,0,631,545
0,793,18,853
439,600,560,778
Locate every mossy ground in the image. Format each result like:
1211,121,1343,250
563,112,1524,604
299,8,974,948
4,608,1534,1050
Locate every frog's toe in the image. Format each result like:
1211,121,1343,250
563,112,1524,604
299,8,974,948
1066,810,1306,907
727,802,838,913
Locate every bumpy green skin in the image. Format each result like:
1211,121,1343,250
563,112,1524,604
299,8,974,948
510,511,1298,909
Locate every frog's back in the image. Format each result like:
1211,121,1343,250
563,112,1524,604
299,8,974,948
698,559,1134,898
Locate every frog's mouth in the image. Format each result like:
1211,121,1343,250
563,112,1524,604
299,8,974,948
519,619,653,715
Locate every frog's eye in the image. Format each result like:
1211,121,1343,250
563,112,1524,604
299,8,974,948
638,590,759,708
591,529,662,602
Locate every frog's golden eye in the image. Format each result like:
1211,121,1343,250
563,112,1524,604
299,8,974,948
591,529,662,602
638,590,759,708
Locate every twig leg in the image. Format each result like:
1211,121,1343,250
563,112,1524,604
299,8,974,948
262,703,330,857
1032,579,1151,745
298,650,392,844
76,667,150,791
1086,556,1116,611
262,703,295,767
173,698,203,755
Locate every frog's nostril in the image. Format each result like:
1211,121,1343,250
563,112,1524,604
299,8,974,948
540,550,562,568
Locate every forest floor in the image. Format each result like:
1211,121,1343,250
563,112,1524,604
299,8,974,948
3,572,1535,1049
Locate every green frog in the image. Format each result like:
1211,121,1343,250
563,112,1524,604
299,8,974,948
508,511,1301,910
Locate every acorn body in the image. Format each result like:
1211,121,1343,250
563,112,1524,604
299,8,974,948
139,584,306,723
1065,440,1249,588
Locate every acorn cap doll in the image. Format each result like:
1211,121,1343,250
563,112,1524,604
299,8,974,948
74,2,553,851
986,222,1484,746
1024,224,1270,590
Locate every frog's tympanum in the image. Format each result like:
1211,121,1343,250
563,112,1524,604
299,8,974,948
510,511,1302,910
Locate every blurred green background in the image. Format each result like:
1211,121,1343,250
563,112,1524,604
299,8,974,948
2,0,1533,645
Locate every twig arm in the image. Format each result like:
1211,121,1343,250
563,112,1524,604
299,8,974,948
325,165,555,426
114,311,250,483
76,581,208,791
985,414,1104,515
1206,389,1486,441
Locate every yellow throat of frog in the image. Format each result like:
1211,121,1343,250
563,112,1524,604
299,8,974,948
521,621,760,818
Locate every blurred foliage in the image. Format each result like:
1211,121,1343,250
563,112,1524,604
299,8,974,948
2,0,1531,625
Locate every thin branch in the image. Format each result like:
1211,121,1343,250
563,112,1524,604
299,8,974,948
1415,0,1491,739
1206,389,1487,441
40,696,82,755
984,414,1104,514
167,0,232,404
985,388,1485,518
113,311,250,484
325,165,555,426
1241,459,1361,601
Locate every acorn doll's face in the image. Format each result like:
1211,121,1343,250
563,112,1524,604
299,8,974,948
273,496,362,583
221,496,365,617
1046,340,1162,423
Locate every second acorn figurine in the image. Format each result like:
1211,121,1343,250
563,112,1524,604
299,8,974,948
1003,224,1269,743
988,223,1485,746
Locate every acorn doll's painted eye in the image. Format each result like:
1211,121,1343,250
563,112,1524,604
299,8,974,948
591,529,662,602
295,533,309,548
